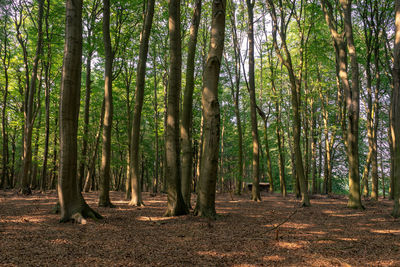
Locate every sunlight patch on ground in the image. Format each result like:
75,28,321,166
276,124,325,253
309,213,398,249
370,229,400,234
307,231,327,235
275,241,304,249
1,216,45,224
136,216,174,222
329,213,362,217
280,222,311,229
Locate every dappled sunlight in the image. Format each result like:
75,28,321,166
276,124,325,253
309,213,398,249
1,216,47,224
370,229,400,234
275,241,305,249
136,215,174,222
262,255,285,262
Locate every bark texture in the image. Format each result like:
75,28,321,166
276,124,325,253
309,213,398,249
164,0,188,216
58,0,101,223
194,0,226,219
181,0,202,209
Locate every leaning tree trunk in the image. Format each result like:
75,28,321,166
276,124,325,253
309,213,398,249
164,0,188,216
58,0,102,223
181,0,202,210
194,0,226,219
129,0,155,206
391,0,400,218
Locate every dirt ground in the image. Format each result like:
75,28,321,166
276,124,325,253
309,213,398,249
0,190,399,267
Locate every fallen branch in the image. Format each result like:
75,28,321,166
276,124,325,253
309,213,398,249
266,208,298,233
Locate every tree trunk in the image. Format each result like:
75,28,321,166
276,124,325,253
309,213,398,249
246,0,261,202
321,0,362,209
79,1,98,192
181,0,202,208
1,16,10,189
194,0,226,219
58,0,101,223
98,0,114,207
129,0,155,206
164,0,188,216
41,0,51,191
19,0,44,195
153,50,159,194
391,0,400,217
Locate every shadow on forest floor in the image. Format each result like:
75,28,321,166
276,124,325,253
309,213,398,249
0,190,399,266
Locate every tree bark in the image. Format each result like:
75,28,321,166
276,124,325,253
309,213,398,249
1,14,10,189
58,0,101,223
98,0,114,207
246,0,261,202
194,0,226,219
321,0,363,209
164,0,188,216
181,0,202,209
391,0,400,217
129,0,155,206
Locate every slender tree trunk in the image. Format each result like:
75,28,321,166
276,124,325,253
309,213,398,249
321,0,362,208
129,0,155,206
58,0,101,223
79,1,98,192
19,0,44,194
153,51,159,194
41,0,51,191
181,0,202,208
164,0,188,216
246,0,261,202
391,0,400,217
98,0,114,207
194,0,226,218
1,17,10,189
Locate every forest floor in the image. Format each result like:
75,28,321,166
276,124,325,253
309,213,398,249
0,190,400,267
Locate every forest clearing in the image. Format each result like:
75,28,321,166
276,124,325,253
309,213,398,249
1,190,399,266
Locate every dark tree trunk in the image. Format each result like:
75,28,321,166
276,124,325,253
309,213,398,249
164,0,188,216
247,0,261,202
58,0,101,223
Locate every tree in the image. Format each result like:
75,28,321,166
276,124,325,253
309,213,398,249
17,0,44,195
181,0,202,210
58,0,102,223
129,0,155,206
246,0,261,202
321,0,363,209
164,0,188,216
194,0,226,218
98,0,114,207
266,0,310,206
392,0,400,218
